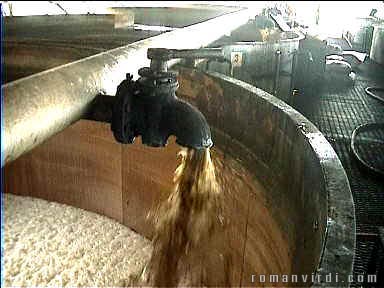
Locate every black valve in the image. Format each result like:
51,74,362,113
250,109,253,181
111,68,213,149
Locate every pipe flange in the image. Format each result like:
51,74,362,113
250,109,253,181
138,67,178,79
138,67,179,93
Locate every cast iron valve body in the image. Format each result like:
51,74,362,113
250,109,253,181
111,67,213,149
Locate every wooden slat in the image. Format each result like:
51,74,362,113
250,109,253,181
4,120,124,223
121,136,180,238
4,119,291,286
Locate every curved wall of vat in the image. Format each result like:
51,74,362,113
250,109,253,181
177,69,355,287
4,66,355,286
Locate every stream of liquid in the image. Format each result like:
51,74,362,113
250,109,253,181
129,144,290,287
134,147,231,287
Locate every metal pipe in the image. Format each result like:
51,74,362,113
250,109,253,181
147,48,224,61
273,50,282,96
289,49,298,106
149,59,169,72
2,8,253,166
148,48,224,73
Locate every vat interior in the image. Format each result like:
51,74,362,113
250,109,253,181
3,43,104,83
3,192,153,287
3,16,161,84
4,121,291,286
3,6,239,84
3,50,327,286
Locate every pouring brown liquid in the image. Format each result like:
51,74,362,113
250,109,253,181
135,147,232,287
129,143,291,287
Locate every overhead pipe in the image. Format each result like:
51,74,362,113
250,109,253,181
273,50,282,96
2,8,254,166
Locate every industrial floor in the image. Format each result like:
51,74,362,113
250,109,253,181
294,56,384,286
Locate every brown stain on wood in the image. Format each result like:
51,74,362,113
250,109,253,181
4,119,291,286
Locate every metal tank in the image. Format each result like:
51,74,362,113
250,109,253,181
224,31,304,77
352,17,378,53
206,30,304,103
370,24,384,65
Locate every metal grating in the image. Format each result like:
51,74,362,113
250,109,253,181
333,140,384,230
295,54,384,287
352,124,384,174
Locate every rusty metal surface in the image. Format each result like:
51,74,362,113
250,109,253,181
177,68,355,287
2,8,253,166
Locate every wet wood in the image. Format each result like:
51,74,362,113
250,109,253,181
121,136,180,238
4,119,291,287
4,120,124,222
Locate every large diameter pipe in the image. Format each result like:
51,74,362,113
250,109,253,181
2,8,253,166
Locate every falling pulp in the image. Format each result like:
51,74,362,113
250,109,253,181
138,148,231,286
